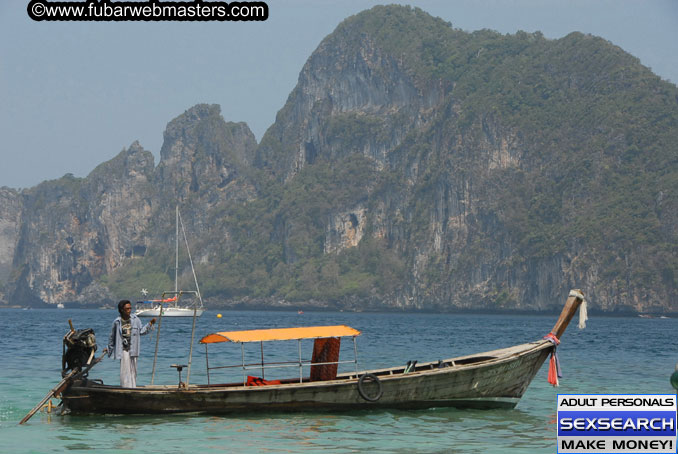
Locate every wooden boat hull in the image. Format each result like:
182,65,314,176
60,291,585,415
61,340,552,414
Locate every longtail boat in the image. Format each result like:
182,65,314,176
55,290,586,415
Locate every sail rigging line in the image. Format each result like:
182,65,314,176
177,207,202,385
177,208,204,309
175,206,179,295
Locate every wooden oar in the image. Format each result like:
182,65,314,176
19,352,106,425
19,369,78,425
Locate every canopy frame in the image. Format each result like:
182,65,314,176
200,325,361,344
201,325,361,385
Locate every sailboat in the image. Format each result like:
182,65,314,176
135,206,205,318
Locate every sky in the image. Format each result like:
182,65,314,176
1,0,676,190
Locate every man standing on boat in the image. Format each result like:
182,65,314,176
105,300,156,387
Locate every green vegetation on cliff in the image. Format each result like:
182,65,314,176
98,6,678,310
7,6,678,312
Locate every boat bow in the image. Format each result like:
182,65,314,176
548,289,586,340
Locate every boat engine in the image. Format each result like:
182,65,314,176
62,328,97,377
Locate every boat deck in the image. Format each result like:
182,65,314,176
104,339,552,392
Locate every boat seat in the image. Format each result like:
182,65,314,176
246,376,281,386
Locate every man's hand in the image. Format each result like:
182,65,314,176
150,318,157,325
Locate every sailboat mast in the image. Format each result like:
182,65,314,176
175,205,179,294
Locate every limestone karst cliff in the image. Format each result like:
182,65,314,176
0,188,21,290
1,6,677,313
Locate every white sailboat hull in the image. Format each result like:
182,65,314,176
135,307,204,317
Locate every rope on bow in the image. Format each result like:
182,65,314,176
569,289,588,329
543,333,561,387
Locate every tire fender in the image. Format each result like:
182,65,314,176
357,373,383,402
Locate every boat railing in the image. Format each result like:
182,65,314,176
135,290,202,311
134,301,160,315
206,357,359,386
204,339,360,386
160,290,201,307
200,326,362,387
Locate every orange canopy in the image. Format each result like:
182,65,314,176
200,325,361,344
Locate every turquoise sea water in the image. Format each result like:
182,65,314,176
1,308,676,453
